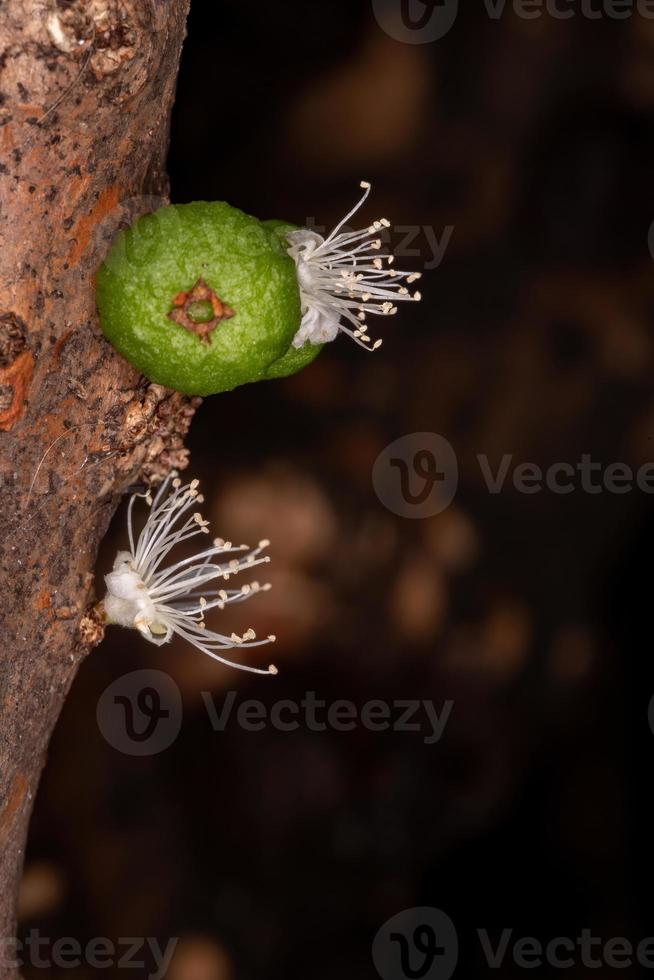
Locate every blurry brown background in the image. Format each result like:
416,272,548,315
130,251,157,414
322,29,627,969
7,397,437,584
21,0,654,977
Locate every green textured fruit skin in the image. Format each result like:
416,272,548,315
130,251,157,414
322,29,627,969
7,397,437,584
263,334,323,379
261,219,324,379
97,203,302,396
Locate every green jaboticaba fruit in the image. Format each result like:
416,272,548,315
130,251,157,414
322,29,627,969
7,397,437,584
261,219,324,381
96,183,423,397
97,202,312,396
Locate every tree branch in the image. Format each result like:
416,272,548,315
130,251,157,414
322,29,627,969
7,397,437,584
0,2,193,970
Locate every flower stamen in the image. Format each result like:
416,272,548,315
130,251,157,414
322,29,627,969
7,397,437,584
286,181,423,352
102,472,277,676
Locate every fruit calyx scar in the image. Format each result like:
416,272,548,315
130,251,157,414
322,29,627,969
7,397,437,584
167,278,235,345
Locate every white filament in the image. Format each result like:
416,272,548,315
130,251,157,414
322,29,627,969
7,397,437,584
287,181,422,351
103,474,277,676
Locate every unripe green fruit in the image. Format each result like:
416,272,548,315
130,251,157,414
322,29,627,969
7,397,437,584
96,202,320,397
261,220,323,380
97,183,424,395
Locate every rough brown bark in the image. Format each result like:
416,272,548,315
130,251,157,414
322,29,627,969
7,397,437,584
0,2,194,973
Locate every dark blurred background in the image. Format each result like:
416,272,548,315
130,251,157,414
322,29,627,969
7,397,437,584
20,1,654,977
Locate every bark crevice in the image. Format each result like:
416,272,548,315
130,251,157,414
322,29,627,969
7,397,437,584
0,3,193,972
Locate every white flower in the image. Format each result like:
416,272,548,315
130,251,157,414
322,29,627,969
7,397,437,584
286,181,422,351
102,473,277,676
